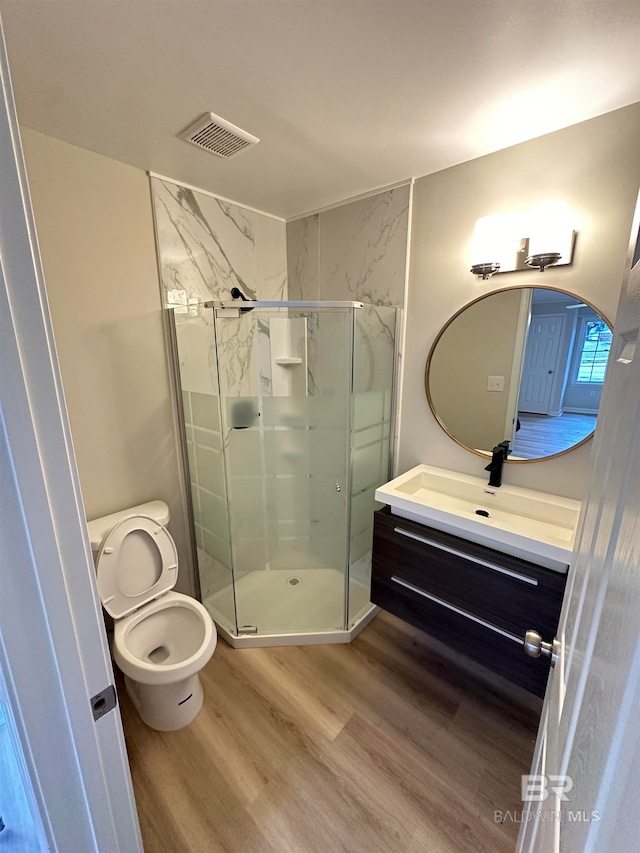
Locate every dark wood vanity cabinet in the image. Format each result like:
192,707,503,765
371,507,567,697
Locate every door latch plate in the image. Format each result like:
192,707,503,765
90,685,117,721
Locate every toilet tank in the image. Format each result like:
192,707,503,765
86,500,170,552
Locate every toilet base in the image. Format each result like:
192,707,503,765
124,673,204,731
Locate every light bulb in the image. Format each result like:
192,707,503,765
528,201,571,259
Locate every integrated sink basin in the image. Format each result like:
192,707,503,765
375,464,581,572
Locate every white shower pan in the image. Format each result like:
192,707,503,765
205,566,375,649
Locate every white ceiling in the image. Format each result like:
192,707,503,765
1,1,638,219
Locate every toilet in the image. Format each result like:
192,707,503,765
87,500,217,731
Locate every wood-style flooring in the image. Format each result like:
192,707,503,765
118,611,541,853
512,412,596,458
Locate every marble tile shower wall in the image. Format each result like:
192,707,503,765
152,177,288,421
153,177,288,628
286,184,410,306
151,177,287,307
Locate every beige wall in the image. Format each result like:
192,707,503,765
21,128,192,594
429,289,522,452
400,104,640,499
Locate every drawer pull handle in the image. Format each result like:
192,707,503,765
391,576,522,644
393,527,538,586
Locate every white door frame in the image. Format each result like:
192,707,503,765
504,288,532,444
0,18,142,852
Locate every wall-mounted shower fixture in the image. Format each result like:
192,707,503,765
230,287,254,312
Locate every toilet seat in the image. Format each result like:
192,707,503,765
96,514,178,618
113,591,217,686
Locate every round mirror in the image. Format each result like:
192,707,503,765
425,286,613,462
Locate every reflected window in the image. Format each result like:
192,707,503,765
575,320,612,384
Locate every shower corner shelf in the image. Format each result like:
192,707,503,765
274,357,303,365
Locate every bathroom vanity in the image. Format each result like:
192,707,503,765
372,465,581,696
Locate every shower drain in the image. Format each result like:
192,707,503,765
287,576,301,587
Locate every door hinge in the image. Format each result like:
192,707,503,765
90,685,117,721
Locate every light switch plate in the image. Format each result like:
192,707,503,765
487,375,505,391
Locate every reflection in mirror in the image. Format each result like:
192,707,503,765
426,287,612,462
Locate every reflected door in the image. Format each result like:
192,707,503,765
519,314,565,415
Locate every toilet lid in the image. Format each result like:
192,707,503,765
96,515,178,619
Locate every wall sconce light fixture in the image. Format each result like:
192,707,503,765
470,204,576,279
470,261,501,280
524,251,562,272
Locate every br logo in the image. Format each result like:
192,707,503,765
522,775,573,802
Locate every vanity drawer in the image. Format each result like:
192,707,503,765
372,508,566,647
370,571,552,696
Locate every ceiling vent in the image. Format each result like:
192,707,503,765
179,112,259,159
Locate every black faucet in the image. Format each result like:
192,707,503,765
485,440,510,488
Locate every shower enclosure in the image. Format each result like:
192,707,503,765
170,301,397,646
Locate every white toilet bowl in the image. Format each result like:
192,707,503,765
88,501,217,731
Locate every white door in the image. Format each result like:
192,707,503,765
0,17,142,852
519,314,565,415
518,209,640,853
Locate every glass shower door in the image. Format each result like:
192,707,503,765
348,304,397,628
214,305,352,635
173,306,236,635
